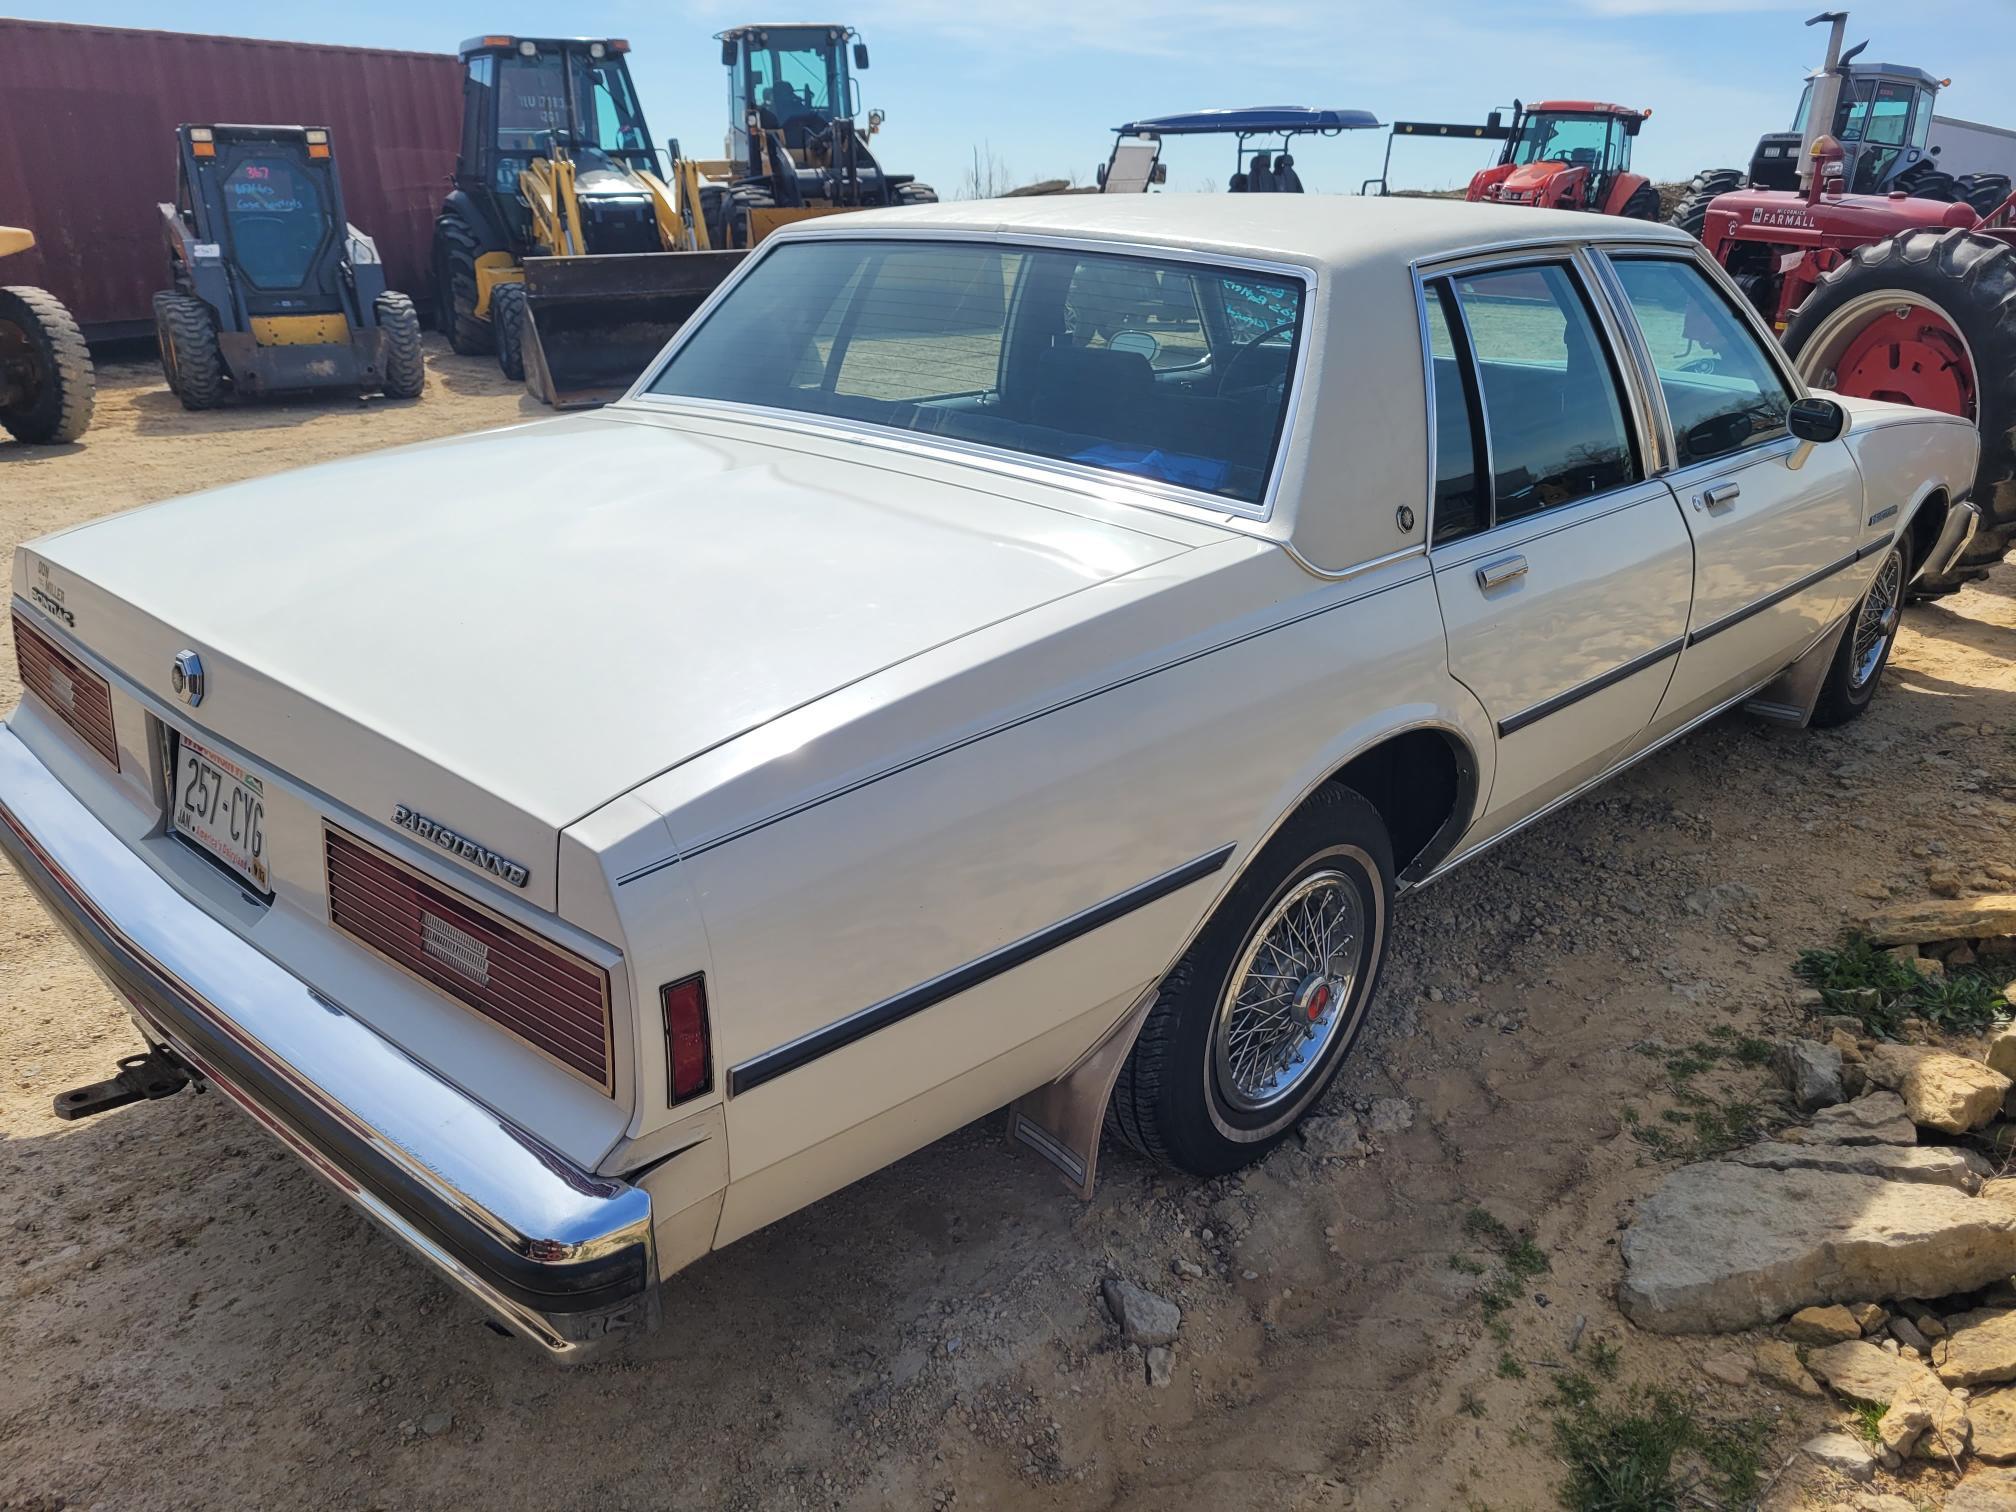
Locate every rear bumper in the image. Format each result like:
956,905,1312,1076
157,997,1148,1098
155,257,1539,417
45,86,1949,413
0,724,657,1360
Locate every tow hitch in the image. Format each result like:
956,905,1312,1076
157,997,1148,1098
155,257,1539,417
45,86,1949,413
51,1048,193,1120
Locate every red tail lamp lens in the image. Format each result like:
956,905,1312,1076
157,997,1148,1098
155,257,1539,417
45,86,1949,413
662,975,712,1104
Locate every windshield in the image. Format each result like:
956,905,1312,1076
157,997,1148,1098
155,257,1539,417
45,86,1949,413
1509,114,1621,170
218,156,326,289
495,49,651,163
646,239,1305,508
741,26,847,124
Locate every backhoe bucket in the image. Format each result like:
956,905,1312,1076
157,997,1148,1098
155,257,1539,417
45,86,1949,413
520,250,747,408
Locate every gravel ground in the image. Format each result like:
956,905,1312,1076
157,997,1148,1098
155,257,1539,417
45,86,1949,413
1,348,2013,1510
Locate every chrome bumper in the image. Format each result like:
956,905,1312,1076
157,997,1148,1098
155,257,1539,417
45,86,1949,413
0,725,656,1360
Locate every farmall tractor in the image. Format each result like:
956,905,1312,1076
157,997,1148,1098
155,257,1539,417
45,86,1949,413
1371,100,1660,218
1686,14,2016,587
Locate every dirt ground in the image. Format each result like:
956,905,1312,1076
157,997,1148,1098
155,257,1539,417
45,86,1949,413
1,347,2013,1511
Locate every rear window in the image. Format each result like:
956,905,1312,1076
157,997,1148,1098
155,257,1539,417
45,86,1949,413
645,239,1306,508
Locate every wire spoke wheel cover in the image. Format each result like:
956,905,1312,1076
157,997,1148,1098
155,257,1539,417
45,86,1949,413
1852,545,1905,690
1212,866,1364,1114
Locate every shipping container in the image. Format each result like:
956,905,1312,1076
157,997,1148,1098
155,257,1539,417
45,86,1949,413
0,18,460,339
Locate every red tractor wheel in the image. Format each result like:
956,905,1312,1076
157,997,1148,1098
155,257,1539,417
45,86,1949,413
1786,228,2016,586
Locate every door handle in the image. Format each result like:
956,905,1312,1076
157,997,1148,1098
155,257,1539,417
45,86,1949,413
1697,482,1741,511
1475,554,1528,591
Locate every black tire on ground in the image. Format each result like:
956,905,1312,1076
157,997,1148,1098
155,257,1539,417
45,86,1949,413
727,185,776,248
1106,783,1394,1177
375,291,425,399
1784,228,2016,574
433,210,494,356
1811,532,1911,727
152,291,225,411
489,281,528,382
895,182,939,206
0,285,95,444
1668,168,1745,240
1959,173,2013,218
1618,182,1662,222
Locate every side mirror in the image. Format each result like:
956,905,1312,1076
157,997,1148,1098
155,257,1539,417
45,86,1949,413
1788,395,1848,442
720,38,737,66
853,41,870,69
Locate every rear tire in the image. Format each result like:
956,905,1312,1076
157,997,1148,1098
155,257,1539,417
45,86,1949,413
1107,784,1393,1177
1668,168,1745,240
1958,173,2013,218
375,291,425,399
152,291,225,411
1619,182,1661,221
489,281,528,382
0,285,94,444
433,210,494,356
1785,228,2016,574
1812,534,1910,727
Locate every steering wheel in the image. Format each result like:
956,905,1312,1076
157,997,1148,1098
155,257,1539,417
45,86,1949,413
1218,321,1297,391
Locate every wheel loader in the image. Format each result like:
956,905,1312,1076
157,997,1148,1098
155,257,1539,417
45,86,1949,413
432,35,742,408
154,124,424,409
0,228,94,444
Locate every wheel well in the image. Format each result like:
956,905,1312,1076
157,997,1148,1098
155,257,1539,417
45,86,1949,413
1326,728,1476,882
1907,488,1950,570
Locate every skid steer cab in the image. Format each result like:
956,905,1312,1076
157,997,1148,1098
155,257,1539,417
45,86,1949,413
434,34,741,407
154,124,424,409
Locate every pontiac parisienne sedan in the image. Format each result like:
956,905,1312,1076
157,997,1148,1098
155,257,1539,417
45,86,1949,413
1,197,1982,1357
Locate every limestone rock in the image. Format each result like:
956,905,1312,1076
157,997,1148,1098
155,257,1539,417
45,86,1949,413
1863,1045,2010,1134
1947,1467,2016,1512
1800,1431,1875,1482
1935,1308,2016,1387
1971,1387,2016,1463
1889,1316,1933,1354
1786,1304,1864,1345
1850,1302,1889,1333
1618,1165,2016,1333
1888,1372,1970,1460
1803,1093,1917,1146
1366,1097,1413,1135
1806,1342,1970,1459
1144,1345,1174,1388
1774,1039,1845,1113
1754,1340,1823,1397
1990,1029,2016,1079
1859,893,2016,946
1101,1279,1181,1346
1698,1350,1751,1387
1297,1115,1367,1158
1876,1394,1932,1459
1721,1140,1981,1192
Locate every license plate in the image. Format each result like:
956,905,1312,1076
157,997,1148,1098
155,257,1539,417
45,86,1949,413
172,734,270,893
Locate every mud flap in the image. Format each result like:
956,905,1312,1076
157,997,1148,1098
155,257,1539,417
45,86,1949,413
1744,611,1852,727
521,250,747,409
1005,986,1157,1200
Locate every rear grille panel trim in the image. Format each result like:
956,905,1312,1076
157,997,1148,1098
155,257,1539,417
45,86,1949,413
323,825,614,1094
12,612,119,770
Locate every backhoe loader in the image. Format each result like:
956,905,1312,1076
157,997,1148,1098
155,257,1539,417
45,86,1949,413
433,35,741,407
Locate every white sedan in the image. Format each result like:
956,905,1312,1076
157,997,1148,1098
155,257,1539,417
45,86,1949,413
0,197,1980,1357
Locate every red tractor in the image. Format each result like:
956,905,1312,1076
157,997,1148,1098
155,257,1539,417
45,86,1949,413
1370,99,1659,218
1690,15,2016,587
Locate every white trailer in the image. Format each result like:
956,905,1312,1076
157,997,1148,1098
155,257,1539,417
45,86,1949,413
1930,115,2016,182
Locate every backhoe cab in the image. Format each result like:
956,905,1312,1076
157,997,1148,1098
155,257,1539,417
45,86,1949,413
433,35,740,406
692,23,936,249
154,124,424,409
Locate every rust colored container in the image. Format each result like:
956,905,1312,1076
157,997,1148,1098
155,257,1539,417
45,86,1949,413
0,18,460,338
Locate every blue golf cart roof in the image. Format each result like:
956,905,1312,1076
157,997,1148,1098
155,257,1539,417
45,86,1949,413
1114,107,1383,138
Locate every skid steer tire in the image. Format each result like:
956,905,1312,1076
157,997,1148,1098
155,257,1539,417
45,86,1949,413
376,292,426,399
1786,228,2016,580
0,285,94,444
1619,182,1661,222
152,291,226,411
489,282,528,382
1668,168,1745,240
434,211,493,356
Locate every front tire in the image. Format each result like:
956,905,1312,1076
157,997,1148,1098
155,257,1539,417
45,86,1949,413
375,291,425,399
1107,784,1393,1176
1812,535,1910,727
0,284,94,443
152,291,225,410
1619,182,1661,222
490,281,528,381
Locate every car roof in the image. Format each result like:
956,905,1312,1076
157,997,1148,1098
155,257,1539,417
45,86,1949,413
792,193,1693,274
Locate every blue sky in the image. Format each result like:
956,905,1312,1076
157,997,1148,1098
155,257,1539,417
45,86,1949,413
28,0,2016,194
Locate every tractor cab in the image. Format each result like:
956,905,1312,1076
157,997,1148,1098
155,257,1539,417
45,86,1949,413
1753,61,1942,193
1098,107,1384,194
1470,101,1650,211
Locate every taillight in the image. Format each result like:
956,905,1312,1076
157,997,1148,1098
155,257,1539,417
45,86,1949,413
12,612,119,769
661,975,712,1104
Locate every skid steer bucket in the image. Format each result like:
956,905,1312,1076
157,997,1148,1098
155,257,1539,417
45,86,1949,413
520,250,748,408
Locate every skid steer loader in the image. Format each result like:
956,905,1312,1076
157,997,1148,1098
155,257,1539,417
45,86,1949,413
433,35,743,408
1,228,94,444
682,23,937,250
154,124,424,409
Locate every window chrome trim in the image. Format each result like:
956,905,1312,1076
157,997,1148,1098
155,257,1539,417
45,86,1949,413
618,227,1320,526
1580,247,1675,474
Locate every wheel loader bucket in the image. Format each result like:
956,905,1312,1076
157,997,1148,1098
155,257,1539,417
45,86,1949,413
520,250,747,408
